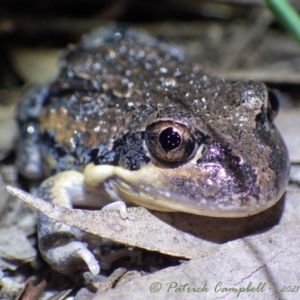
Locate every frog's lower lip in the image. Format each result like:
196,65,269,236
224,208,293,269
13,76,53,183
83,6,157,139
84,163,281,218
113,179,278,218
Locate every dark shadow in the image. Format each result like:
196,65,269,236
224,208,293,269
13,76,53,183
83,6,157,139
150,193,286,244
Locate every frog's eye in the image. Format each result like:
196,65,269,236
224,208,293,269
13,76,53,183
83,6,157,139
146,122,196,163
267,89,280,122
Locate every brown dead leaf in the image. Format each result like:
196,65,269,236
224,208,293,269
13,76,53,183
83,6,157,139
6,186,285,260
93,222,300,300
16,279,47,300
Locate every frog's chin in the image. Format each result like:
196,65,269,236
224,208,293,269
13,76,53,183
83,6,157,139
113,179,279,218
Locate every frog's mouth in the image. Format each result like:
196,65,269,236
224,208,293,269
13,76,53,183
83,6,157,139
114,180,279,218
83,163,281,218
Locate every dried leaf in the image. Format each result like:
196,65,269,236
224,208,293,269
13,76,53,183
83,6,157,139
6,186,285,259
16,280,47,300
93,222,300,300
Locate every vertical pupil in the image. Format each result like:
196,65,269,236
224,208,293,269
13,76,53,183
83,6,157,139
159,127,181,151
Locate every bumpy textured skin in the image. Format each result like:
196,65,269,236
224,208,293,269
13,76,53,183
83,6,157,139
17,26,289,208
16,26,289,274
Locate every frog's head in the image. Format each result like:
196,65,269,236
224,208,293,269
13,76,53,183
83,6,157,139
85,81,289,218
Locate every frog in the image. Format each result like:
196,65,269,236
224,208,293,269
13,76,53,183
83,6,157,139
7,25,289,276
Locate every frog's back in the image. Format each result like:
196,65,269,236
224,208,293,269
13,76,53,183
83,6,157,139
17,26,226,177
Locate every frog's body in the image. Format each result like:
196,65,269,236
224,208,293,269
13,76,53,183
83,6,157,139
13,26,289,275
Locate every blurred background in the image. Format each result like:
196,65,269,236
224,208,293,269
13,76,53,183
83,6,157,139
0,1,300,299
1,0,300,161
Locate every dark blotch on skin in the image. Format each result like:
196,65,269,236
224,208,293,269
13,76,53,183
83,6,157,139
88,145,117,166
88,132,149,170
197,138,227,164
196,138,260,200
113,131,150,170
